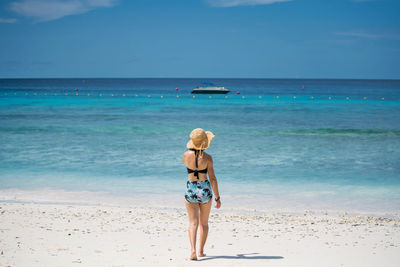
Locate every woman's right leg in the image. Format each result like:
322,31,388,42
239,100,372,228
185,200,200,260
198,200,212,257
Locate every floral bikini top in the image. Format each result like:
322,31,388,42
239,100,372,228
187,149,207,180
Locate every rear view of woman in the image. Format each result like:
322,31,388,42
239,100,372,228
182,128,221,260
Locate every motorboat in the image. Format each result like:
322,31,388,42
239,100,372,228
191,82,230,94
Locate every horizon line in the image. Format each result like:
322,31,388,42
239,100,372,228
1,77,400,81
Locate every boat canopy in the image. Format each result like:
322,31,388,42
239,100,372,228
199,82,215,86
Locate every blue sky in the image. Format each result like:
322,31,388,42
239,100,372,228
0,0,399,79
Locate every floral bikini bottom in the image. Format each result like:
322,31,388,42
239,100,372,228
185,180,213,204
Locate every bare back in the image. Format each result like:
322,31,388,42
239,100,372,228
182,150,211,181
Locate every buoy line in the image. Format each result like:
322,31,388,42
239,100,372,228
1,93,391,101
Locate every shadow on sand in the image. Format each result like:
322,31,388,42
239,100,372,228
198,253,284,261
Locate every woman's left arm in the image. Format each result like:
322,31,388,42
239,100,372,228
182,152,186,165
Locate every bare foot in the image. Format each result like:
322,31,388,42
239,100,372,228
198,251,206,257
190,251,197,261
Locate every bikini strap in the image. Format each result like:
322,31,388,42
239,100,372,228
189,148,200,169
189,149,203,179
195,150,199,168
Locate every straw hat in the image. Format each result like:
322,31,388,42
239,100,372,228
186,128,215,150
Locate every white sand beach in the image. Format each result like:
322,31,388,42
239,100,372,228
1,194,399,267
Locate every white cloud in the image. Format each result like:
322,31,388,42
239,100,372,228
336,31,400,40
207,0,291,7
9,0,118,22
0,18,18,23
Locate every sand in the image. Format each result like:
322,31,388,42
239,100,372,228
0,200,399,267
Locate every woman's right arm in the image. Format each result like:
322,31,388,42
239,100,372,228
207,155,221,209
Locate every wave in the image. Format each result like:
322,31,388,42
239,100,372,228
280,128,400,136
234,128,400,137
0,125,181,135
1,125,400,137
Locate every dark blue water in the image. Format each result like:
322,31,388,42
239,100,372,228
1,78,400,99
1,78,400,212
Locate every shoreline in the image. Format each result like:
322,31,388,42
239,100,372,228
1,188,399,219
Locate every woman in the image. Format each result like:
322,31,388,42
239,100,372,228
182,128,221,260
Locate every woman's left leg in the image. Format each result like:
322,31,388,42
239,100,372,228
198,200,212,257
185,200,200,260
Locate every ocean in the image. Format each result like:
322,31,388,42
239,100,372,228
1,78,400,214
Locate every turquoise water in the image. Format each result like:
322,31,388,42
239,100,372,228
1,79,400,212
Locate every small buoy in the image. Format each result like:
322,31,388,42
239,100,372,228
176,95,180,98
381,97,384,100
236,91,240,95
209,96,212,99
276,96,279,99
175,87,179,91
293,96,296,99
135,94,138,97
302,85,305,90
160,95,164,98
74,88,78,91
242,96,245,99
346,97,350,100
122,94,126,97
111,94,114,97
363,97,367,100
75,93,78,96
192,95,195,98
328,96,332,100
